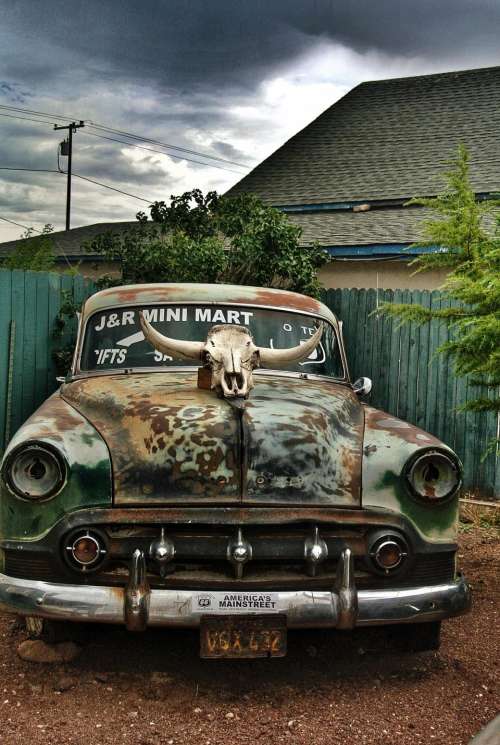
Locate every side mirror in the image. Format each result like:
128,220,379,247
353,377,372,397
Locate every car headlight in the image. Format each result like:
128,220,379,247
404,449,461,502
3,443,66,500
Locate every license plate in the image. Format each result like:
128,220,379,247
200,615,287,659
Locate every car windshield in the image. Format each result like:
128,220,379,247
79,304,344,378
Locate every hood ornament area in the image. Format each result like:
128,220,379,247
139,313,323,399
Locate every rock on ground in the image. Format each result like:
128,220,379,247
17,639,81,664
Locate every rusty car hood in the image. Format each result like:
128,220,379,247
61,372,363,507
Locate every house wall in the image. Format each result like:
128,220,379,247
319,259,449,290
58,257,448,290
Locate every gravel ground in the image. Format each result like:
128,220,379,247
0,527,498,745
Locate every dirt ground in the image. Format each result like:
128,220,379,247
0,527,498,745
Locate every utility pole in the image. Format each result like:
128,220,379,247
54,120,85,231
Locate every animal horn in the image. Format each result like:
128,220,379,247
139,311,204,360
258,323,323,367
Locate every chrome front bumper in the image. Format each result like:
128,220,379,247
0,549,471,630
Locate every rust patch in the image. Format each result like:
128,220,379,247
235,288,323,315
81,282,338,328
61,372,363,508
62,372,242,505
197,366,212,390
364,406,442,447
62,504,402,527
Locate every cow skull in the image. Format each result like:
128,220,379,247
139,312,323,399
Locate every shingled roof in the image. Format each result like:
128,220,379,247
0,221,135,259
227,65,500,252
229,66,500,206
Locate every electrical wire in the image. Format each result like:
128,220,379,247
0,102,250,169
0,215,41,232
0,111,246,173
0,99,249,168
0,103,81,123
83,130,245,173
69,172,154,203
0,112,59,126
0,166,156,202
0,167,59,173
87,124,249,168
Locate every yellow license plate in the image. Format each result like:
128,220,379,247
200,615,287,659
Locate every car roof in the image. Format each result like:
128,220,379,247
81,283,339,326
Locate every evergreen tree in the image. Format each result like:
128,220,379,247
381,145,500,421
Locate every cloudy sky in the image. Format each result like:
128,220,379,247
0,0,499,242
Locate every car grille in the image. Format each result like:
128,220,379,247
4,523,457,591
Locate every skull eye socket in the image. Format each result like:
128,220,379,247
210,340,215,347
246,341,251,346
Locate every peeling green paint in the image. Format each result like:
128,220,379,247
0,393,112,541
362,406,459,543
375,470,458,537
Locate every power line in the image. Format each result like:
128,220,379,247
83,130,245,174
0,167,59,173
0,215,41,232
0,112,59,126
87,124,249,168
0,101,250,169
0,165,156,203
70,172,154,203
0,103,81,123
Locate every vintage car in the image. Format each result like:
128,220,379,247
0,283,470,658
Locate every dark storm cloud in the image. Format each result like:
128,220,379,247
0,0,499,237
1,0,499,95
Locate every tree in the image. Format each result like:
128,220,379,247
88,190,327,297
4,224,55,271
380,145,500,421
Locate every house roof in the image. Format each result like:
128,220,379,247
0,221,135,259
287,206,433,247
227,66,500,207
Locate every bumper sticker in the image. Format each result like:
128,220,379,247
192,592,282,614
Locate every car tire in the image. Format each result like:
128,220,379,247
386,621,441,652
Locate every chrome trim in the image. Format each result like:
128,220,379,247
334,547,358,629
69,534,102,567
373,539,406,570
304,525,328,577
149,528,175,578
226,527,252,579
124,549,149,632
0,572,470,630
72,301,348,382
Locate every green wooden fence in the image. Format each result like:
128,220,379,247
0,269,96,450
0,270,498,496
325,288,499,498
